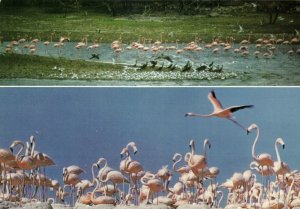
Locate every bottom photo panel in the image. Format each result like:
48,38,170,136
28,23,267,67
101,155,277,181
0,87,299,209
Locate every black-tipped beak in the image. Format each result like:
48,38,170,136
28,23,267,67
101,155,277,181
283,144,285,149
246,129,250,135
185,113,189,117
172,159,176,162
96,164,100,169
120,154,123,158
10,147,13,153
134,150,138,155
208,144,211,149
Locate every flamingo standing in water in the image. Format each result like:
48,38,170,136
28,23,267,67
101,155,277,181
185,90,254,134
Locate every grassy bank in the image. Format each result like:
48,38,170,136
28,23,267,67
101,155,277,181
0,53,238,82
0,7,299,44
0,53,123,80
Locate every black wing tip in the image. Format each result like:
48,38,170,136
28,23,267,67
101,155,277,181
210,90,216,98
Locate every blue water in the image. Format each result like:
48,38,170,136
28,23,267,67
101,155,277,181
0,88,299,206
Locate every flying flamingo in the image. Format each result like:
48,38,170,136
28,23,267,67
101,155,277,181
185,90,254,134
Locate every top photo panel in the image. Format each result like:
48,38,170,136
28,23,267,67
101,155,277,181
0,0,299,86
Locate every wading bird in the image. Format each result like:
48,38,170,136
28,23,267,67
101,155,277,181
185,90,254,133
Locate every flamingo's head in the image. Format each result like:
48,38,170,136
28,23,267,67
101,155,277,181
189,139,194,149
204,138,211,149
276,137,285,149
185,112,194,117
247,123,258,134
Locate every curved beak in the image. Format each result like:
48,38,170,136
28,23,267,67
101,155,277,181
282,144,285,149
10,147,13,153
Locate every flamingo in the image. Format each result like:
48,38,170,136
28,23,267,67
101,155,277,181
140,172,164,204
247,124,274,167
152,175,175,206
63,165,85,175
248,123,274,197
91,178,116,205
185,90,253,133
9,140,36,170
76,188,92,205
273,138,290,178
93,158,113,181
188,139,210,173
172,153,190,175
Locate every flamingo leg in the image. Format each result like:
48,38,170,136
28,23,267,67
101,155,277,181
227,118,249,134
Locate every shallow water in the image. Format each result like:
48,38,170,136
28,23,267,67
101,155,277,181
1,42,299,85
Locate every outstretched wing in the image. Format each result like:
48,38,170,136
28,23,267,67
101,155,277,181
229,105,254,113
208,90,223,112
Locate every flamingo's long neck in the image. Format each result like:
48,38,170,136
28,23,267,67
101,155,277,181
217,191,223,207
99,159,108,182
91,164,96,180
251,127,259,161
91,178,99,202
285,175,295,208
141,173,154,185
191,141,195,155
16,142,24,160
250,161,260,173
172,154,182,172
30,139,36,157
275,140,282,163
164,176,172,193
203,140,210,159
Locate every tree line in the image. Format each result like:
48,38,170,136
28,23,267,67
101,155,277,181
1,0,299,24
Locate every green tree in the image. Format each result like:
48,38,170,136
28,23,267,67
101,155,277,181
59,0,81,17
258,0,298,24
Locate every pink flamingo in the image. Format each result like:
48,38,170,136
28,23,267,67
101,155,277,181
185,90,254,133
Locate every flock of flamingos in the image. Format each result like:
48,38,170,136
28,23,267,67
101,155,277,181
2,33,300,61
0,91,300,209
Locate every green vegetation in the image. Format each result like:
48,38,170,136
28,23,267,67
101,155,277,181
0,53,123,80
0,6,299,44
0,54,239,81
0,3,299,84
